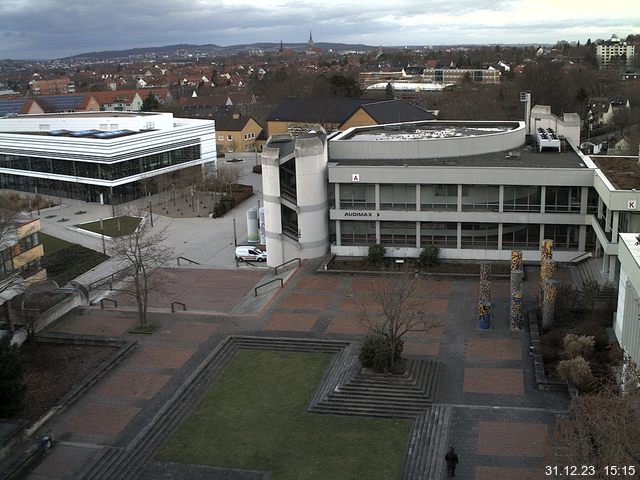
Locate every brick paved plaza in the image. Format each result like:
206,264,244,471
26,260,570,479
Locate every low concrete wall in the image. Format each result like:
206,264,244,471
37,291,87,333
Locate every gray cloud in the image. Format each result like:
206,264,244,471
0,0,637,59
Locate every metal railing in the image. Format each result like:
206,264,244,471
171,301,186,313
274,257,301,275
87,266,132,292
177,256,201,266
100,298,118,309
569,251,593,264
254,278,283,296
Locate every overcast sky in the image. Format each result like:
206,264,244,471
1,0,639,60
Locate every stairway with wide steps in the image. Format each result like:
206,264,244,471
402,404,453,480
78,336,350,480
576,257,606,286
309,357,441,418
77,335,443,479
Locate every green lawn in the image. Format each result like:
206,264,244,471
75,216,141,237
40,233,109,286
157,350,412,480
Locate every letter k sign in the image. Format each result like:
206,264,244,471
629,200,637,210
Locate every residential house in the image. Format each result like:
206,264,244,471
91,91,144,112
29,77,76,95
215,112,263,153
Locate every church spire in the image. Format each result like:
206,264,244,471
308,30,314,47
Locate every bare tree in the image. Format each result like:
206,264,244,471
354,274,443,371
108,211,174,327
0,200,25,335
548,356,640,474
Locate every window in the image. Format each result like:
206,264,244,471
503,186,541,212
545,186,581,212
340,184,374,209
422,184,457,210
420,222,457,248
227,134,233,141
340,221,376,245
380,184,416,210
502,223,540,249
461,223,499,249
218,135,224,141
544,224,579,250
461,185,500,211
380,221,416,247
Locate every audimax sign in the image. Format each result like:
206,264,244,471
342,211,380,218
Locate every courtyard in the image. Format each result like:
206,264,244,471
20,259,568,479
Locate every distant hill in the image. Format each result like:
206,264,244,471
62,42,379,61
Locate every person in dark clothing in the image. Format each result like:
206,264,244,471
445,446,459,478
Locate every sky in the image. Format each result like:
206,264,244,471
1,0,639,60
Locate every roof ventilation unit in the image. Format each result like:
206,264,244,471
535,127,561,152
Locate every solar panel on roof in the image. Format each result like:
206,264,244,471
70,129,101,137
0,99,25,115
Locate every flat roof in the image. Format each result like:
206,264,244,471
329,143,588,169
341,122,518,141
3,111,159,119
592,156,640,190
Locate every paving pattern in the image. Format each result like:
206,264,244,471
22,260,572,480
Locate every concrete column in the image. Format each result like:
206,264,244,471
612,211,620,241
497,223,503,250
605,207,612,233
375,184,380,210
580,186,588,215
376,221,381,244
416,221,420,248
602,253,610,275
540,186,546,213
457,222,462,250
334,183,340,208
597,197,603,219
335,220,341,246
498,185,504,213
415,184,421,212
579,225,586,252
609,255,617,283
539,224,545,249
457,184,462,212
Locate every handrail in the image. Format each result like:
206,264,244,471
177,256,201,266
274,257,301,275
254,278,283,296
87,266,132,292
569,251,593,264
171,301,186,313
100,298,118,309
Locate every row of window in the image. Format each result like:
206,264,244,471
339,221,584,251
217,132,257,141
0,145,200,181
338,184,597,213
1,232,41,277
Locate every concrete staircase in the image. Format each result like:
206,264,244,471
402,404,453,480
79,336,349,480
78,336,442,479
576,257,606,286
309,355,441,418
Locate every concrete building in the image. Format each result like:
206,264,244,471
261,108,640,284
614,233,640,367
0,216,46,338
596,35,636,69
0,111,216,203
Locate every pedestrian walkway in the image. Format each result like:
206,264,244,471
21,260,571,479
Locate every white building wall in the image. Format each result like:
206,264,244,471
295,136,329,260
261,146,284,267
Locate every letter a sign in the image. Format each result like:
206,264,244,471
351,174,360,182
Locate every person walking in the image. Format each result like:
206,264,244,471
445,446,459,478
